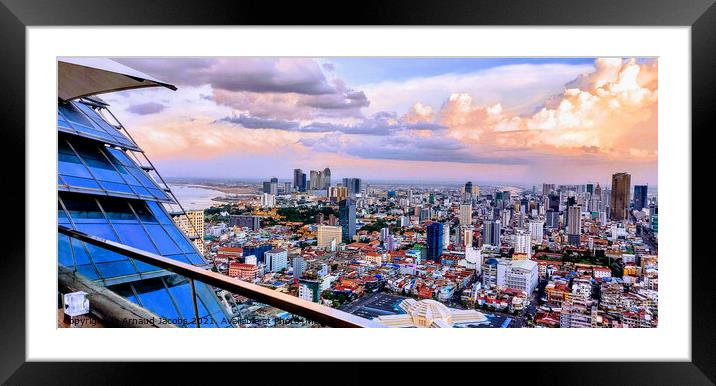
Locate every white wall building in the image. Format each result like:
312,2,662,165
265,249,288,272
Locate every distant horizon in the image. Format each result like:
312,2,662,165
166,175,659,190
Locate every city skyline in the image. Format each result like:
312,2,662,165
100,57,658,184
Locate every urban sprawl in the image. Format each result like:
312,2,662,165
173,170,658,328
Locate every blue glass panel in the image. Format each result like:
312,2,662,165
95,260,137,278
144,224,181,255
110,283,139,304
106,148,135,166
132,279,181,321
58,152,93,178
61,176,102,190
58,206,70,225
164,226,196,253
112,223,158,254
130,201,157,223
132,259,162,273
99,181,134,194
61,196,105,223
195,286,226,327
76,264,101,281
70,102,139,150
165,281,212,328
58,234,74,267
163,253,191,264
70,239,92,265
97,198,136,222
186,252,207,265
75,223,118,241
146,201,172,224
129,185,151,197
84,243,126,263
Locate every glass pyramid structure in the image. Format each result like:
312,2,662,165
57,63,233,328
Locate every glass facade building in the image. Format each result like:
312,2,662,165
58,93,233,327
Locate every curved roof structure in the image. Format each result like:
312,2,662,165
58,58,177,101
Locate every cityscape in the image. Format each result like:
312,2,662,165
57,57,657,328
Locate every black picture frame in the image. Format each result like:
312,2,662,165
2,0,714,384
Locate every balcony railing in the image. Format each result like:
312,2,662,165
58,225,385,328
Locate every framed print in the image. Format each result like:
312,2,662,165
2,0,715,384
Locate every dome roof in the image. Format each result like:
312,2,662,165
405,299,453,327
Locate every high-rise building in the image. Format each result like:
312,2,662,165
426,222,444,262
443,222,451,248
542,183,555,196
317,225,342,250
329,186,348,202
270,177,279,195
459,203,472,226
56,58,231,327
512,230,532,259
483,220,501,247
610,172,631,220
463,225,474,248
634,184,648,211
546,210,560,228
309,170,320,190
342,178,362,196
322,168,331,189
528,220,544,243
293,168,303,191
173,210,206,255
261,193,276,208
339,198,356,243
548,194,560,212
265,249,288,272
567,205,582,246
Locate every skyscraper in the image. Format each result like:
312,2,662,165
459,203,472,226
610,172,631,220
528,220,544,242
483,220,501,247
322,167,331,189
426,222,444,262
567,205,582,246
339,198,356,243
293,168,303,191
342,178,362,196
634,185,648,211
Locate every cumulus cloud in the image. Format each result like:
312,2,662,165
126,102,167,115
115,57,371,121
111,57,656,184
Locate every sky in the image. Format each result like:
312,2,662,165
104,57,658,186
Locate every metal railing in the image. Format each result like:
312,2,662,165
58,225,385,328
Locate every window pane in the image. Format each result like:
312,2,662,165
85,243,126,263
186,252,207,265
132,279,181,321
146,201,172,224
98,198,136,222
58,234,74,267
61,176,102,190
71,239,92,265
95,260,138,278
112,223,158,254
144,224,181,255
76,264,100,281
75,223,118,241
164,226,195,254
61,196,105,223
